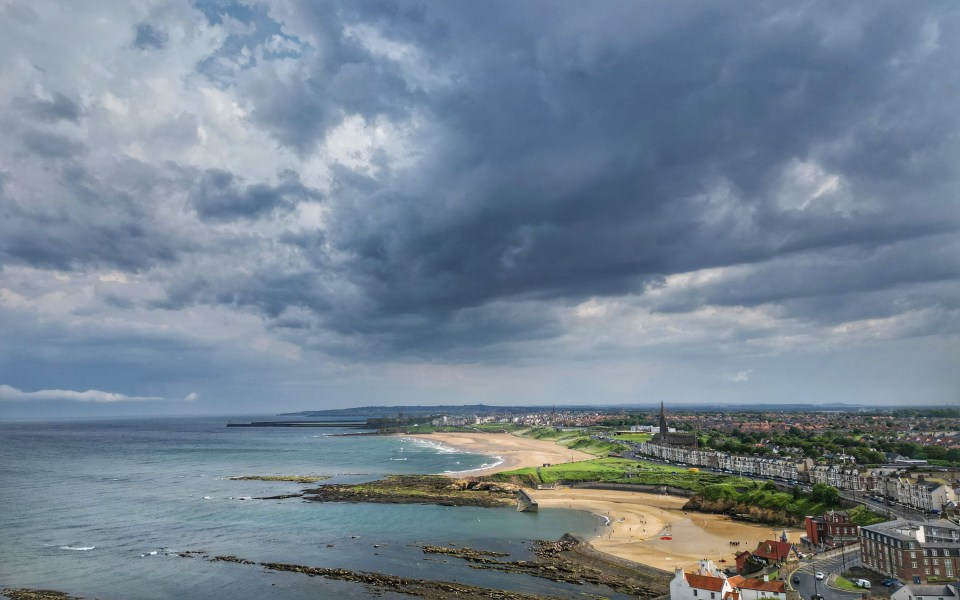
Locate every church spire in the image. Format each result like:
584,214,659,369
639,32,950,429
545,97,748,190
659,401,668,434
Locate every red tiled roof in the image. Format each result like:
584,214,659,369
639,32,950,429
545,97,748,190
737,579,786,593
723,592,740,600
727,576,745,588
752,540,793,560
684,573,727,592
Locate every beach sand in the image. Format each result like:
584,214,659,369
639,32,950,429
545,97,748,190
404,431,804,571
401,432,594,475
531,487,804,571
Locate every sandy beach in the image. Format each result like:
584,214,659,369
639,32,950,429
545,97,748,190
404,431,804,571
401,432,595,474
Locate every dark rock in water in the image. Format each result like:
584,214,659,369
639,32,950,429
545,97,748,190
2,590,84,600
212,555,256,565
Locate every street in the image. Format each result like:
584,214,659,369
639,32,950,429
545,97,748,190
791,548,866,600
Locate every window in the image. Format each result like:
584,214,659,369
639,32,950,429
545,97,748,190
711,593,715,599
694,590,698,596
912,562,918,568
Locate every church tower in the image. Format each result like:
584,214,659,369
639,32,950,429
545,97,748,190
659,400,668,434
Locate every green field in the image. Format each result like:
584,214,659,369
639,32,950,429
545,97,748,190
517,427,629,456
490,457,730,492
611,432,652,443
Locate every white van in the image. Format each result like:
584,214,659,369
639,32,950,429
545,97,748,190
854,579,871,589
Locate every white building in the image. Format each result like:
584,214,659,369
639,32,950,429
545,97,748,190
670,560,786,600
891,583,957,600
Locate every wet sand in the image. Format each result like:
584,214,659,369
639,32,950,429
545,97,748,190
402,431,804,571
530,488,804,571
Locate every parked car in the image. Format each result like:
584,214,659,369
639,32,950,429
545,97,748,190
854,579,871,589
792,576,800,584
815,571,825,580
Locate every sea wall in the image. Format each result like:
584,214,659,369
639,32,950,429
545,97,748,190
517,489,539,512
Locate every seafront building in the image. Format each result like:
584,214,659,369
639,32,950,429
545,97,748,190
859,519,960,583
669,560,787,600
635,406,959,515
890,582,958,600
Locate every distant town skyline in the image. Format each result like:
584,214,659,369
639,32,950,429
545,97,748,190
1,1,958,417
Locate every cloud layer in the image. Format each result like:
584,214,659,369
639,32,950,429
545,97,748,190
0,1,957,412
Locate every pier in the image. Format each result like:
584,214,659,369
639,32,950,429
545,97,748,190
226,421,370,428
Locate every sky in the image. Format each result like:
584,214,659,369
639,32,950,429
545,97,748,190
0,1,958,417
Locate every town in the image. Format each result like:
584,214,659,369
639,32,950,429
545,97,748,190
382,403,960,599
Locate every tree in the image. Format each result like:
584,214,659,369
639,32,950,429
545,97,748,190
811,483,841,506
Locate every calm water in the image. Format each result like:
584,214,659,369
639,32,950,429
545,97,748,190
0,416,617,599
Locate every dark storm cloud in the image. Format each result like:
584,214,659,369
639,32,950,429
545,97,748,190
238,3,417,156
157,0,955,356
0,160,183,272
189,168,320,221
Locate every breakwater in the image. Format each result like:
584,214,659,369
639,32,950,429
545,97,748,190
226,420,369,428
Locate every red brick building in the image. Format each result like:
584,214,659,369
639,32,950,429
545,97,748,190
805,510,859,548
860,519,960,583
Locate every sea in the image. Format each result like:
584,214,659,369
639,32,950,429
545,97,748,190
0,416,621,599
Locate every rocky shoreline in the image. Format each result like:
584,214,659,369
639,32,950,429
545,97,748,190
209,533,669,599
1,590,83,600
419,535,670,597
301,474,520,508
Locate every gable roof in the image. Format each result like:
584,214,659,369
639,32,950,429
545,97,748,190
685,573,728,592
898,584,957,597
737,579,786,593
752,540,794,561
727,575,745,588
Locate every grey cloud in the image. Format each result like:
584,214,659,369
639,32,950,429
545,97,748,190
20,129,84,159
0,160,183,271
145,0,959,359
189,168,321,221
133,22,168,50
15,92,81,122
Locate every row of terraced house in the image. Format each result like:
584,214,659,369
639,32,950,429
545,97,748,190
638,441,958,514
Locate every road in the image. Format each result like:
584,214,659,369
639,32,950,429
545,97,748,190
839,490,929,521
791,547,865,600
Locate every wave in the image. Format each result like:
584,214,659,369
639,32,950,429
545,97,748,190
390,457,408,461
442,455,504,475
60,545,95,551
405,437,460,454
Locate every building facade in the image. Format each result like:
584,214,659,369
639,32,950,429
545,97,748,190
859,520,960,583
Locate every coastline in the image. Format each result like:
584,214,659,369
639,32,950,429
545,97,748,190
399,431,594,475
402,431,804,572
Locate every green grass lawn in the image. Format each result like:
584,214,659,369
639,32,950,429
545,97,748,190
611,432,652,443
832,576,860,591
490,457,730,491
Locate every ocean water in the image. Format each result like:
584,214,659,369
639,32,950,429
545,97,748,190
0,416,619,599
